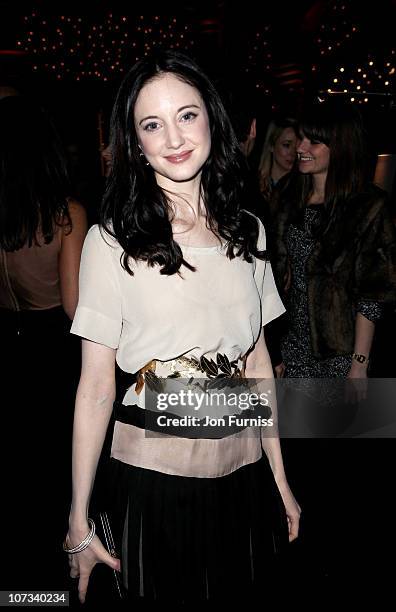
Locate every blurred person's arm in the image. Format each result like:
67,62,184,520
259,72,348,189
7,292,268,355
59,200,88,319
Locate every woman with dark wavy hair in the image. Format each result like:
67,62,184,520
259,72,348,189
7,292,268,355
0,96,87,320
0,95,87,590
267,100,396,594
268,99,396,381
65,50,300,605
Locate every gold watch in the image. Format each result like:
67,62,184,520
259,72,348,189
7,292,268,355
352,353,369,364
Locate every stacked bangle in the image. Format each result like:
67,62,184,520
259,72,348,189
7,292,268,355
63,518,96,554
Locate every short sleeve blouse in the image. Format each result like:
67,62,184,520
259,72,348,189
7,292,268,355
71,217,284,478
71,218,284,374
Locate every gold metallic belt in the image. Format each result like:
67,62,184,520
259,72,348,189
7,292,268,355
135,353,246,394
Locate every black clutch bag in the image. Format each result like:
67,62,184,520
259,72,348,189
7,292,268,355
96,512,125,600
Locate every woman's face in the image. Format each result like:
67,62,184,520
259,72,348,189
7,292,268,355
272,127,298,175
297,132,330,177
134,73,211,190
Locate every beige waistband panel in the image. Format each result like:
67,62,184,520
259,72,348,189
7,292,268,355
111,422,262,478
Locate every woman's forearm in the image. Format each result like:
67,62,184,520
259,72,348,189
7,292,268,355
353,311,375,358
69,380,115,530
59,200,88,320
348,311,376,378
245,329,287,485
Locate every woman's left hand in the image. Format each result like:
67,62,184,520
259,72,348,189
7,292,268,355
346,361,368,403
276,479,301,542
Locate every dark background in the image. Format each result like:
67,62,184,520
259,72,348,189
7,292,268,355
2,0,396,219
1,1,395,606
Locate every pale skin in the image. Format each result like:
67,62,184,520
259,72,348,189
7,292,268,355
135,73,214,244
67,341,120,603
100,145,112,178
66,73,300,603
240,118,257,157
59,200,88,319
245,328,301,541
271,126,298,184
275,134,375,383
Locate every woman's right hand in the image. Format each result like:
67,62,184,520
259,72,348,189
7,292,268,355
275,479,301,542
66,526,121,604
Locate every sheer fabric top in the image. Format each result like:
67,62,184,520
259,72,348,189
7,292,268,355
0,228,62,311
71,218,284,373
71,215,284,477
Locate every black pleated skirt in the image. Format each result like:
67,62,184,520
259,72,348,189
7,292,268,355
105,455,289,605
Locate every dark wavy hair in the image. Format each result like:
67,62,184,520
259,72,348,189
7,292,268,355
101,50,264,276
0,96,72,251
298,99,369,215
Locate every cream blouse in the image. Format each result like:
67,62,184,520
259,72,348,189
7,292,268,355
71,216,285,478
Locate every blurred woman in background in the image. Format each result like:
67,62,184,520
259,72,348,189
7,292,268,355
268,100,396,380
0,95,87,591
258,116,299,202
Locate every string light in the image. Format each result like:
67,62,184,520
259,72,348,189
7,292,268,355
13,3,396,110
16,12,194,81
324,50,396,103
312,1,395,106
241,23,275,92
313,0,358,58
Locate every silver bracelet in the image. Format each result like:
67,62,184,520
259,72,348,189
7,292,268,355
63,518,96,554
